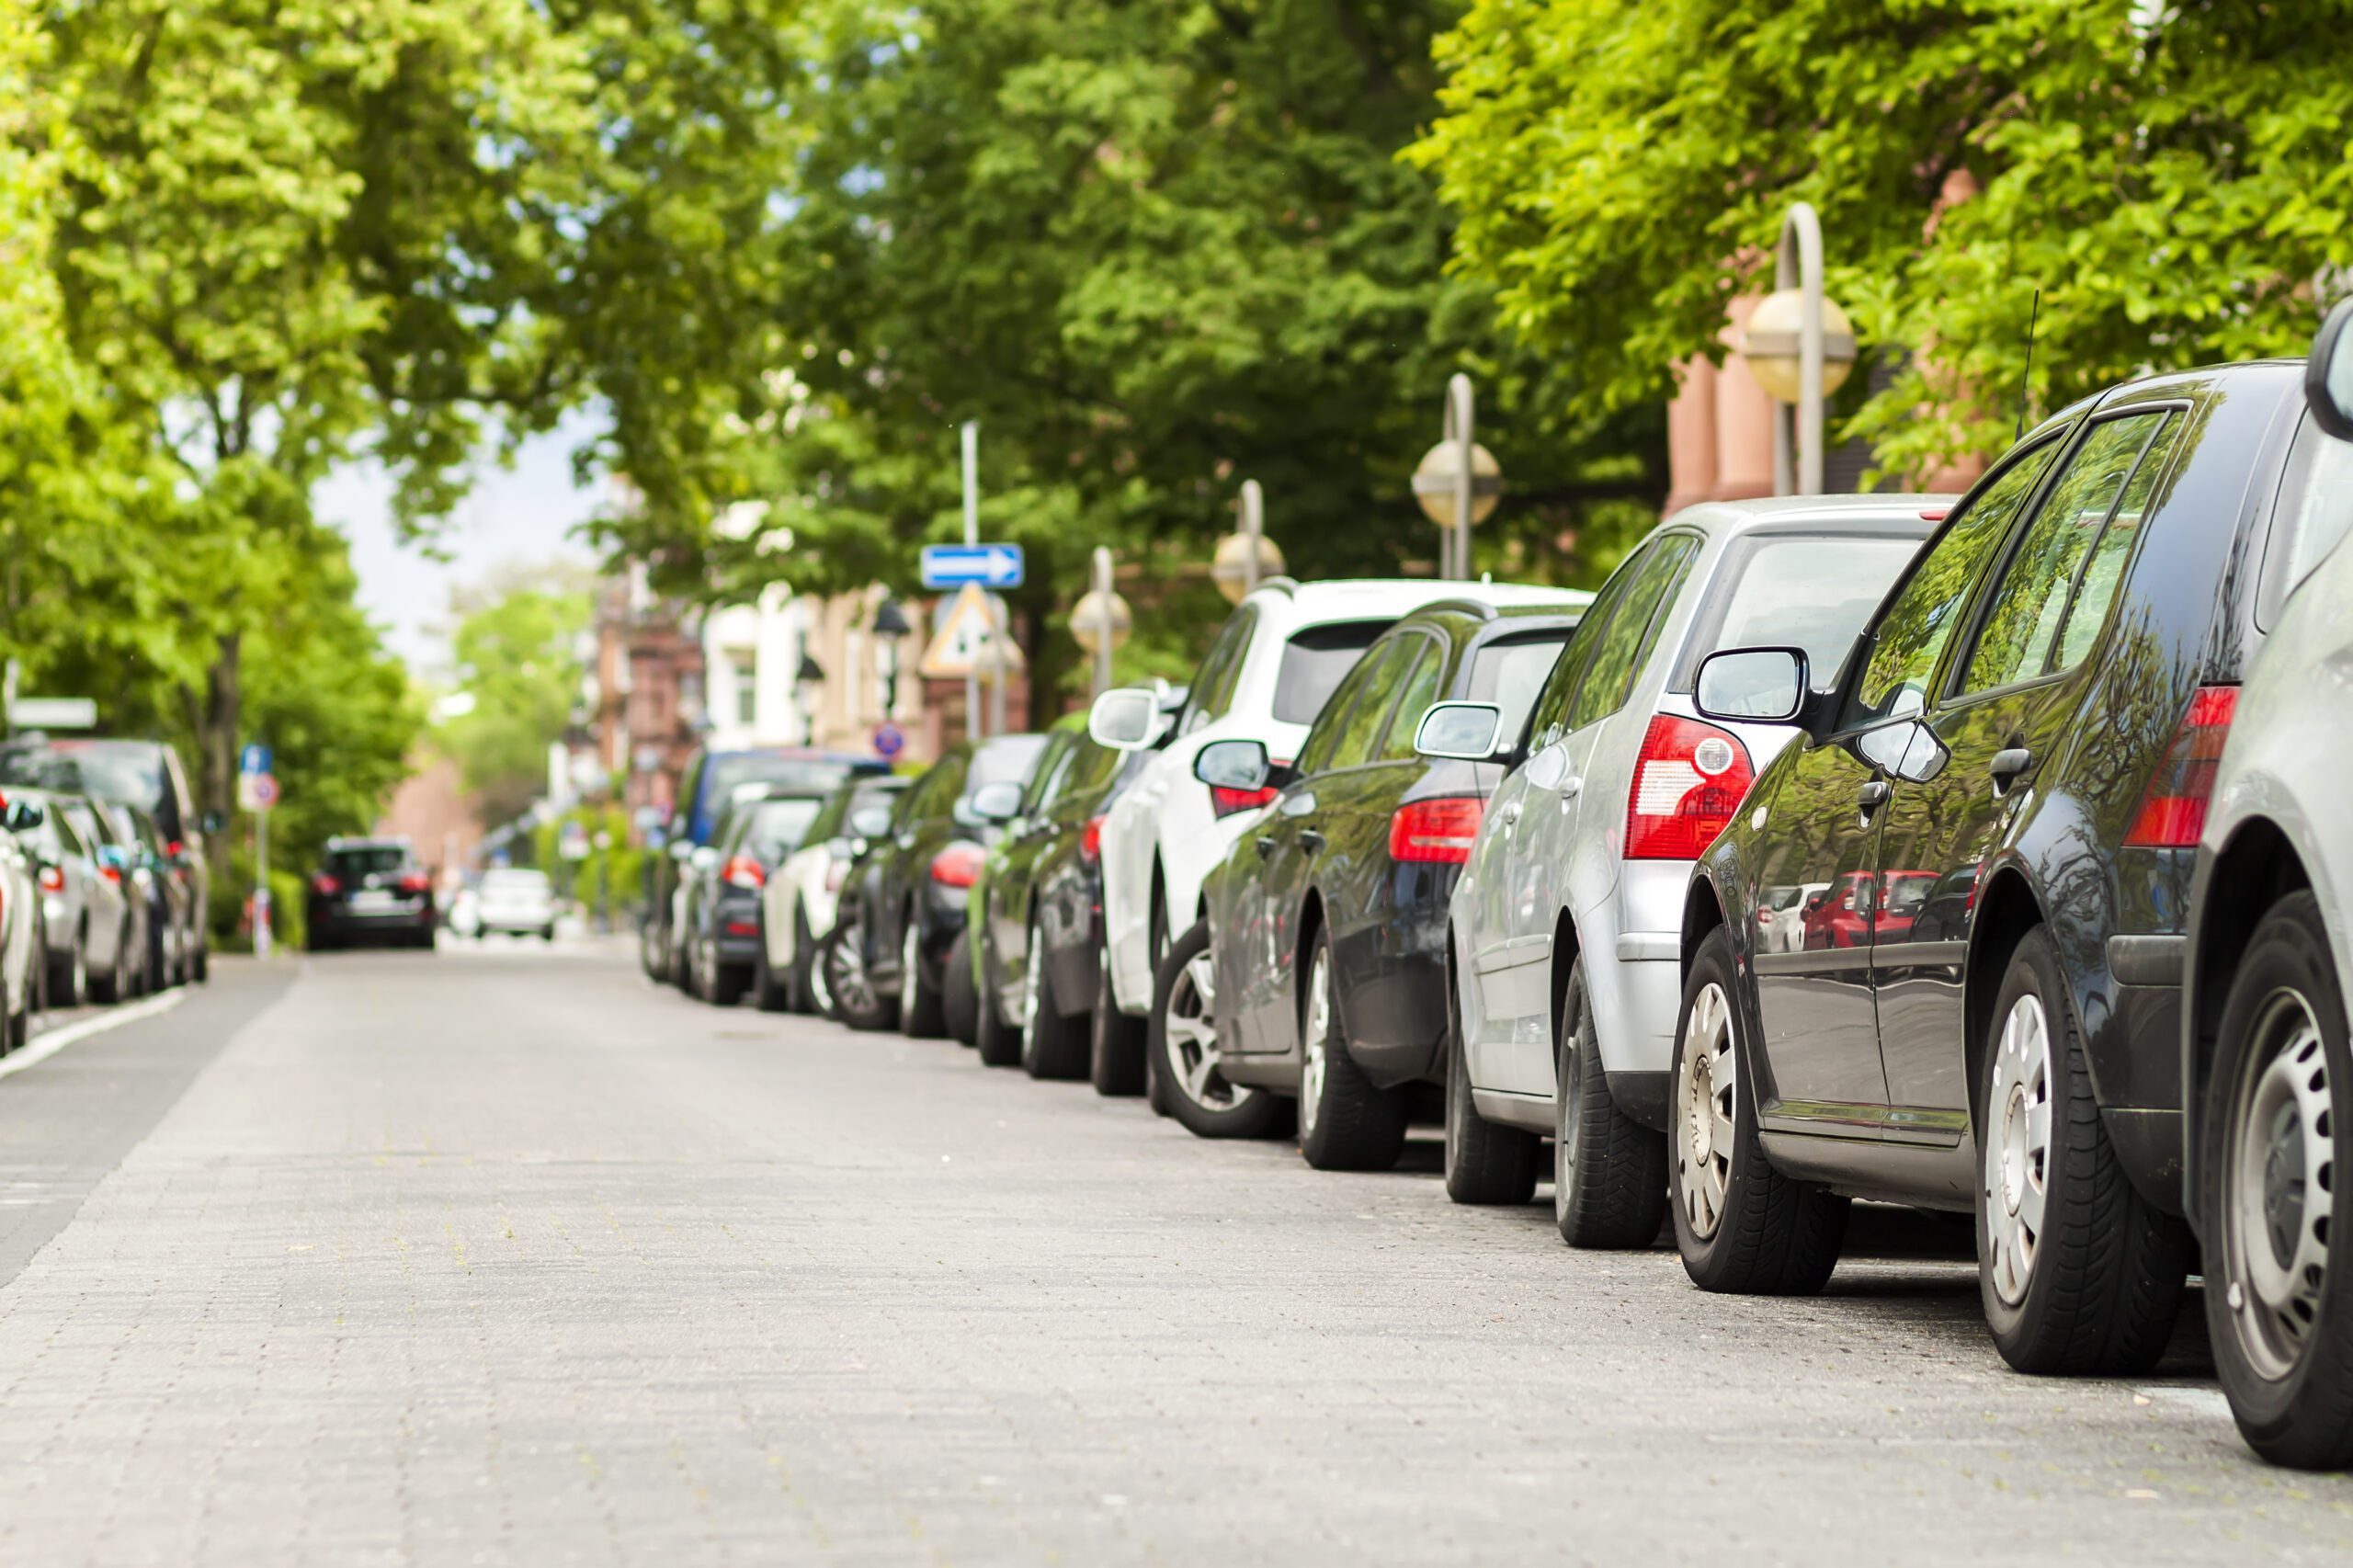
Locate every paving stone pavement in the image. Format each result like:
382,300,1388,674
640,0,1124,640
0,945,2347,1566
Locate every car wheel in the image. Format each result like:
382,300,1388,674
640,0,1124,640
1442,953,1537,1205
943,928,981,1047
1021,910,1088,1080
1089,937,1148,1097
639,913,666,981
973,922,1024,1068
1151,919,1283,1139
191,936,207,983
89,930,127,1006
1555,955,1668,1247
806,926,837,1019
821,922,896,1032
706,940,749,1007
900,915,948,1039
1979,926,2188,1375
2203,892,2353,1468
61,933,87,1010
752,926,791,1013
1296,926,1405,1170
1669,927,1847,1294
1143,918,1177,1118
787,903,817,1015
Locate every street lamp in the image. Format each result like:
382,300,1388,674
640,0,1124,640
795,652,824,744
871,597,910,721
1069,547,1131,697
1413,373,1500,579
1211,479,1284,604
1736,200,1857,495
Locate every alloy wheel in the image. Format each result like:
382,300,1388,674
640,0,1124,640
1164,948,1240,1110
1554,1000,1585,1218
1301,949,1333,1136
2222,986,2335,1381
1983,993,2054,1308
830,923,874,1015
1677,980,1736,1240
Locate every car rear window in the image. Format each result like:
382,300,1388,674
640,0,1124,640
706,756,864,816
1272,620,1390,725
1678,534,1926,693
45,741,165,806
972,734,1049,787
1468,633,1574,744
483,869,549,892
745,799,825,859
329,846,409,878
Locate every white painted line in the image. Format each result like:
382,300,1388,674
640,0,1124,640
0,987,189,1082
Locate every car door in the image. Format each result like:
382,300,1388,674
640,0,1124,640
995,731,1076,985
1872,409,2182,1120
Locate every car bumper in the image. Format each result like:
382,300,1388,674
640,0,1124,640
2087,936,2188,1214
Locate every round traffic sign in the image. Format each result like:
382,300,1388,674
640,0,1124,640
247,775,279,809
872,722,905,760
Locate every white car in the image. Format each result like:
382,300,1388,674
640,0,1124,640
1436,496,1943,1243
761,774,911,1012
2183,309,2353,1468
1089,576,1591,1130
474,869,556,940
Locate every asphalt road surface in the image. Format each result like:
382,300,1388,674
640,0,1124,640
0,943,2342,1565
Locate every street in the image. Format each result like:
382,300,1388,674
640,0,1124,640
0,945,2331,1564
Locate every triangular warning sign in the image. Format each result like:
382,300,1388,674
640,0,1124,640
918,583,1026,678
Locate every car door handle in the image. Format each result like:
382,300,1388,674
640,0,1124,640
1856,781,1891,812
1990,747,2035,793
1301,829,1325,856
1559,776,1582,808
1498,801,1522,834
1256,835,1277,860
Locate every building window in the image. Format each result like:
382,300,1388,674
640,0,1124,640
736,673,757,728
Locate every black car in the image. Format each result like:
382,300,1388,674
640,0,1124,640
307,837,437,949
968,712,1154,1081
827,733,1047,1036
1675,358,2307,1375
100,801,196,988
1191,599,1583,1162
682,789,830,1006
641,747,891,986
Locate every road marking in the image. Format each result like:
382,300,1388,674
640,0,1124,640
0,988,189,1082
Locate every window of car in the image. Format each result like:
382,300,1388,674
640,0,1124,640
899,754,965,824
327,845,409,879
971,734,1047,788
1294,640,1392,776
1018,731,1081,814
1467,631,1575,746
1958,411,2177,696
1060,733,1125,805
1271,620,1391,726
1374,634,1445,762
1324,637,1420,770
1524,541,1651,750
63,802,110,850
1846,439,2062,727
1568,534,1698,732
1178,608,1255,735
743,798,825,860
1676,533,1926,693
2259,409,2353,627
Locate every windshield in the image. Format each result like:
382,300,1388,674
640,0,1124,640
745,799,825,859
42,741,165,806
1687,536,1924,691
1272,620,1389,725
328,846,409,878
972,735,1048,786
1469,634,1574,744
483,869,549,893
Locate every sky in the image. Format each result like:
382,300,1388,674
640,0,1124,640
317,410,606,679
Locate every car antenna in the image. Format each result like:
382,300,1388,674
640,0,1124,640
2014,288,2041,442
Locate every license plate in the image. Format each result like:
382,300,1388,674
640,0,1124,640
351,890,396,911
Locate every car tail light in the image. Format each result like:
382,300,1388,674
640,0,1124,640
1209,763,1287,821
38,866,63,893
1624,714,1756,861
722,854,766,891
2123,684,2238,847
930,843,985,888
98,863,121,884
312,873,340,896
1388,798,1484,864
166,839,184,858
396,872,431,895
1080,815,1106,865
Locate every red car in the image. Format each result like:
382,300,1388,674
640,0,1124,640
1801,869,1937,949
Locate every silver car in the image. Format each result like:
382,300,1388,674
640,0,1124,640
2183,307,2353,1468
17,788,139,1006
1435,495,1943,1242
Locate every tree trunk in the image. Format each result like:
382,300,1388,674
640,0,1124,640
196,632,241,903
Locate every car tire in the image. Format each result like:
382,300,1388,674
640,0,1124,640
1979,926,2188,1375
973,926,1023,1069
1152,919,1284,1139
944,928,981,1047
1296,926,1406,1170
752,927,791,1013
900,914,948,1039
2202,891,2353,1468
52,932,85,1011
1143,917,1177,1119
1670,926,1847,1295
191,937,208,983
820,922,897,1032
639,914,666,981
706,943,750,1007
1022,911,1088,1080
787,903,818,1015
1442,954,1538,1205
1556,956,1669,1248
1089,938,1148,1097
89,930,127,1006
541,925,556,943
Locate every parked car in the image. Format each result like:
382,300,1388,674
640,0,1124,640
968,711,1154,1080
640,747,891,986
683,790,830,1006
17,788,140,1004
475,868,557,940
1090,578,1586,1131
307,837,437,949
0,790,44,1047
1438,497,1940,1242
0,736,214,982
2182,309,2353,1467
762,775,913,1015
826,733,1048,1036
1677,358,2309,1375
100,801,194,987
1186,597,1587,1162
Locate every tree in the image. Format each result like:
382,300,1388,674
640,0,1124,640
437,584,590,829
1411,0,2353,477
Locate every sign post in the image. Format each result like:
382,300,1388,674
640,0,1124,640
238,744,277,959
961,423,983,740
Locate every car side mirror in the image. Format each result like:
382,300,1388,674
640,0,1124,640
968,781,1024,824
2308,296,2353,441
1414,701,1506,762
1694,647,1810,724
669,839,695,862
1193,738,1270,791
690,846,720,871
848,805,894,840
199,810,226,835
1088,687,1160,751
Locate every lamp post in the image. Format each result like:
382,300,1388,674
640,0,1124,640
871,597,910,722
1211,479,1284,604
1736,201,1857,496
1413,374,1500,579
794,652,824,745
1070,547,1131,697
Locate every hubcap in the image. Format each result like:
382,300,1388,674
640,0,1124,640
1676,982,1736,1240
831,922,872,1013
1302,950,1333,1135
2223,988,2335,1381
1983,994,2053,1308
1164,949,1244,1111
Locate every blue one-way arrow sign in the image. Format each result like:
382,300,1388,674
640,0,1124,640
921,543,1025,590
